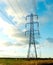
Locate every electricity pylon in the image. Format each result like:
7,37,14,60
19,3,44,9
25,13,40,58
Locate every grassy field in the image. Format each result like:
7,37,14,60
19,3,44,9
0,58,53,65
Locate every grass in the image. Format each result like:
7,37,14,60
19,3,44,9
0,58,53,65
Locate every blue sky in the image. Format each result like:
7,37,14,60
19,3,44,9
0,0,53,58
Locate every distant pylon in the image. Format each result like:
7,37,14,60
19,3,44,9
25,13,40,58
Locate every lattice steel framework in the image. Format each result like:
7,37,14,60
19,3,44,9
25,13,40,58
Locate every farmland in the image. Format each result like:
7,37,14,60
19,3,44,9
0,58,53,65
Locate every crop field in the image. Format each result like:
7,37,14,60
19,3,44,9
0,58,53,65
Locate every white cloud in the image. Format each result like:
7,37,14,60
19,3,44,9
0,45,28,58
0,17,15,47
0,17,28,47
0,17,15,37
38,39,53,58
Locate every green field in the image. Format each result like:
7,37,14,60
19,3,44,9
0,58,53,65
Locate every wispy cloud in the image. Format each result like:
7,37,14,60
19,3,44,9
46,38,53,43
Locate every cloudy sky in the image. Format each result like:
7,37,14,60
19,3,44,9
0,0,53,58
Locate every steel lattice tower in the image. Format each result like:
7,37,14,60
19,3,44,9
25,13,40,58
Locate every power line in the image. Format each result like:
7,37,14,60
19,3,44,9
15,0,25,17
7,0,21,20
7,0,26,25
0,9,17,28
